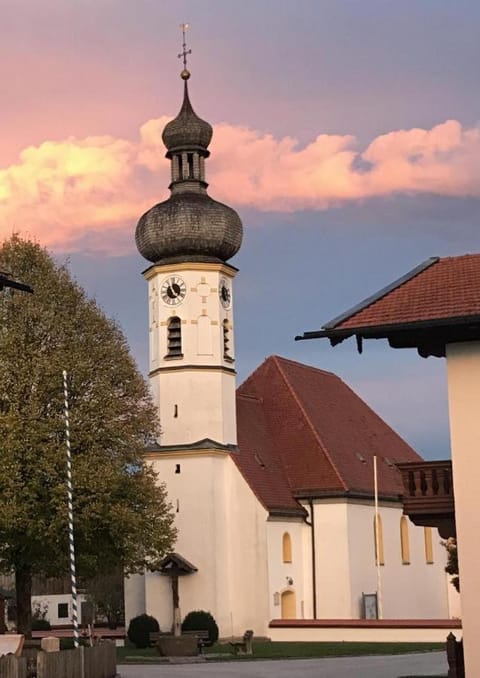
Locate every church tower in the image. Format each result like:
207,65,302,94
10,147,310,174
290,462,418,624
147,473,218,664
129,30,265,636
135,48,242,449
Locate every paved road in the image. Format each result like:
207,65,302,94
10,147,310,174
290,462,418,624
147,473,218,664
118,652,447,678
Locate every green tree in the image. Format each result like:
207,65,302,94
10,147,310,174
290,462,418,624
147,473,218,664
443,537,460,592
0,236,176,636
86,568,125,628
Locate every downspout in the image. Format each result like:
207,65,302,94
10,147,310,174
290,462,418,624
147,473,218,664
304,498,317,618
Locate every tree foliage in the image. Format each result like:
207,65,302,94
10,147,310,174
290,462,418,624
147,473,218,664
443,537,460,592
0,236,176,634
86,568,125,628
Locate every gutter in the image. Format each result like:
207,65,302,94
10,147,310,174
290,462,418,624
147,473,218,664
304,499,317,619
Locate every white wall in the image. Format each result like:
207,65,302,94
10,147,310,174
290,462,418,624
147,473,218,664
266,519,312,620
32,594,87,627
124,573,146,628
313,501,352,618
306,498,452,621
141,452,270,637
152,370,237,446
345,501,450,619
270,623,462,643
147,263,238,447
446,341,480,676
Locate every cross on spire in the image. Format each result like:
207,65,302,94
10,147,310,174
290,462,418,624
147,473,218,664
178,23,192,72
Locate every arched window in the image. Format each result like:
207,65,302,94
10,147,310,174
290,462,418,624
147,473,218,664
223,319,232,360
282,532,292,563
374,514,385,566
400,516,410,564
424,527,434,564
166,316,182,358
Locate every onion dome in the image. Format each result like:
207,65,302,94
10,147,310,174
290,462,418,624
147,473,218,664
136,192,242,265
136,69,242,265
162,73,213,156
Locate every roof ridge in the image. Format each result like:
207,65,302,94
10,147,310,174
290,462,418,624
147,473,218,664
272,356,348,492
237,355,273,391
270,354,337,378
441,252,480,261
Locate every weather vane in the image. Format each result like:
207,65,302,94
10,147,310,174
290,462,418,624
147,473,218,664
178,23,191,76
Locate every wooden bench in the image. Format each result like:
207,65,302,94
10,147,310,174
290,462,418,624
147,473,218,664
229,629,254,656
149,629,210,653
181,630,209,653
149,631,172,646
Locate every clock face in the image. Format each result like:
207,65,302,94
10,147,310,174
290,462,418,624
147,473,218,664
161,276,186,306
219,278,231,309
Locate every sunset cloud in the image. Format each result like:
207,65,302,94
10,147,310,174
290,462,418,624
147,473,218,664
1,118,479,253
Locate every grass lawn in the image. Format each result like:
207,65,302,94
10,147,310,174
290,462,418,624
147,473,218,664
117,640,445,663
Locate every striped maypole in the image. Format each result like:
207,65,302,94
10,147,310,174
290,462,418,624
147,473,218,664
63,370,80,648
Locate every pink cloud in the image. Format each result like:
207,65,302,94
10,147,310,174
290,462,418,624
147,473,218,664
1,118,479,254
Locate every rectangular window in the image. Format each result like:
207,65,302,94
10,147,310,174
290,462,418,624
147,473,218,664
58,603,69,619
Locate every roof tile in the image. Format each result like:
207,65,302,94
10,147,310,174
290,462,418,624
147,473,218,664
234,356,421,513
334,254,480,330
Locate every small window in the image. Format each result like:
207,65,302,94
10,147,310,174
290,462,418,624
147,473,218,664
58,603,69,619
166,317,182,358
175,464,181,474
374,514,385,566
424,527,434,564
400,516,410,564
282,532,292,563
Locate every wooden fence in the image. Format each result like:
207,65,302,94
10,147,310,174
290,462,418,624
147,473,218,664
84,644,116,678
0,642,116,678
0,656,26,678
37,648,83,678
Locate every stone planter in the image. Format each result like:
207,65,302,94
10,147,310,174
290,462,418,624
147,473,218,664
156,635,198,657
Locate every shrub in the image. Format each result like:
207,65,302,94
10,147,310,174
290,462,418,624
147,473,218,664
127,613,160,649
31,602,51,631
181,610,218,646
60,637,89,650
31,618,51,631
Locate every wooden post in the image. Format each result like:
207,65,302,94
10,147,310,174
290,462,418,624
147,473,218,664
171,574,181,636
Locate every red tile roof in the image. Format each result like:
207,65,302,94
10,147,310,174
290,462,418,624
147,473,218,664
330,254,480,331
234,356,421,514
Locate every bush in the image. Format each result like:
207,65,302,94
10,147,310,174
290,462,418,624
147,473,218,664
127,613,160,649
60,637,89,650
181,610,218,647
31,618,51,631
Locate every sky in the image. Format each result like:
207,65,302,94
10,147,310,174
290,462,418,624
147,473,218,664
2,0,480,459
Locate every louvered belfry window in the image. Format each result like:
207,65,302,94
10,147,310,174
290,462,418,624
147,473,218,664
166,316,182,357
223,319,230,359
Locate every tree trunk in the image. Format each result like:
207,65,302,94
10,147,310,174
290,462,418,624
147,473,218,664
15,565,32,638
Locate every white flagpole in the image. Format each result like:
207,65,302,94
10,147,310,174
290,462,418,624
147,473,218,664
373,455,384,619
63,370,80,648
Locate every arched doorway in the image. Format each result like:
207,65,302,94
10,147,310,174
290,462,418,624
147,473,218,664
281,590,296,619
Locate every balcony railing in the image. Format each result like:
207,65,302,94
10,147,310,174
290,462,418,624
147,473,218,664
396,460,455,535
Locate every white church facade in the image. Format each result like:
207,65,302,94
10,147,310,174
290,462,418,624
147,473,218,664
125,56,458,638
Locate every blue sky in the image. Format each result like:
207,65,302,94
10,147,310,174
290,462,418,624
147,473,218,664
2,0,480,459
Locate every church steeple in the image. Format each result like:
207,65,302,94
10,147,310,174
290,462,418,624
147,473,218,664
135,28,242,266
